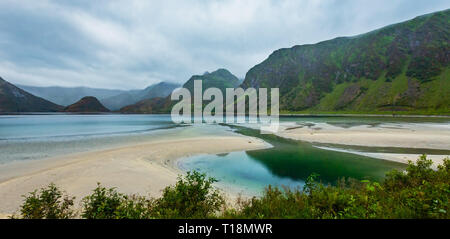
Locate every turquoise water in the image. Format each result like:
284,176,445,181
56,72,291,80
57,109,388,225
179,116,450,194
1,114,448,195
179,126,408,195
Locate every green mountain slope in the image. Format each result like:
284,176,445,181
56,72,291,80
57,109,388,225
242,9,450,114
183,69,240,94
0,77,63,112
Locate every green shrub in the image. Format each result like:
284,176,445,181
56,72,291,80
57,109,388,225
15,156,449,219
18,183,75,219
81,183,127,219
80,172,226,219
114,195,154,219
228,155,449,219
152,171,225,218
381,155,450,218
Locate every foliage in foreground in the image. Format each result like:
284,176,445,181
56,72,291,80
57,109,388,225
14,156,450,219
18,183,75,219
228,156,449,219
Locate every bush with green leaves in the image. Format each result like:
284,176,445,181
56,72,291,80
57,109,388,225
113,195,154,219
81,183,155,219
382,155,450,218
79,171,226,219
226,155,449,219
15,156,449,219
152,171,225,218
18,183,75,219
81,183,125,219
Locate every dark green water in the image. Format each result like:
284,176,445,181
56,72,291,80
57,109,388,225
234,125,407,182
180,125,407,195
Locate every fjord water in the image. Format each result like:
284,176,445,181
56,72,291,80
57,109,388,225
1,114,448,195
180,116,450,195
0,114,174,140
0,114,177,163
179,126,407,195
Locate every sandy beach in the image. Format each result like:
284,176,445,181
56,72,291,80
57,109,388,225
276,122,450,165
1,120,449,218
0,134,266,217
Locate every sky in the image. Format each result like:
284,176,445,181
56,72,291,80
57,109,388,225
0,0,449,90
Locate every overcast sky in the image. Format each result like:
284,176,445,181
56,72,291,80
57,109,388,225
0,0,448,90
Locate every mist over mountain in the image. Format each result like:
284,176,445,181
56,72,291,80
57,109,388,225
0,77,63,112
17,85,126,106
120,69,240,113
101,82,180,111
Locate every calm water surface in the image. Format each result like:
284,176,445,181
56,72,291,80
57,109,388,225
1,114,448,195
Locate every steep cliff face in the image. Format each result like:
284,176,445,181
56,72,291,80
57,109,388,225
0,77,63,113
64,96,110,113
242,9,450,114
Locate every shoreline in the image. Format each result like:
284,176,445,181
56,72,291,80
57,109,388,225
314,146,448,167
0,134,267,216
2,112,450,118
279,113,450,118
1,118,449,218
275,122,450,165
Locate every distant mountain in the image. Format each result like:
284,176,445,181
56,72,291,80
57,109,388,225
99,90,141,111
0,77,63,112
17,85,126,106
64,96,110,113
120,97,167,114
183,68,241,95
242,9,450,114
101,82,180,110
120,69,240,113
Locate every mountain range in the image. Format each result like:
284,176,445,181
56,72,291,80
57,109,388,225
16,81,180,111
16,85,125,107
120,69,241,113
241,9,449,114
1,9,449,114
101,82,180,110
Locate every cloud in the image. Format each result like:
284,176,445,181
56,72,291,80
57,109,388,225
0,0,449,89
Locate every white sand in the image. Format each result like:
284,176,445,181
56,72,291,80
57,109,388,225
278,122,450,149
277,122,450,165
314,146,448,168
0,135,266,216
1,121,448,218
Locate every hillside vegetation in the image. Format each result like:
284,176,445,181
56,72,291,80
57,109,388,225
242,10,450,114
